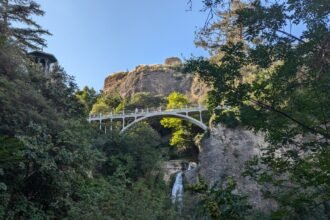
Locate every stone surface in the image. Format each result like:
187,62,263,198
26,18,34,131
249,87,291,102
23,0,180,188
189,125,277,212
184,166,200,185
103,63,208,102
162,160,186,183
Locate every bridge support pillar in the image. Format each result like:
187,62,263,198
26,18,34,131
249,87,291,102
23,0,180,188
199,111,203,123
99,113,102,130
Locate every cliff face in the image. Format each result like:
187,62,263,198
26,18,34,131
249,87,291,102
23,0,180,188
103,61,208,102
185,125,277,213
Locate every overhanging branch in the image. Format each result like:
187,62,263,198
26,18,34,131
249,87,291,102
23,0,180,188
250,99,329,139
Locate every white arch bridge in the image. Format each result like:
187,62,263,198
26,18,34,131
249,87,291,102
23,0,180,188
88,105,209,134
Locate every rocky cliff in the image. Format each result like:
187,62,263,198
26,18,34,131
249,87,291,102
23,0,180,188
103,58,275,212
185,125,277,213
103,58,208,102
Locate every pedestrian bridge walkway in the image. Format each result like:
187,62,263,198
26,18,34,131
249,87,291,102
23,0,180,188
88,105,209,134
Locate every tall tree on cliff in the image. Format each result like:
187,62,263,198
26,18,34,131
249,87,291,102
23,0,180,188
0,0,50,50
185,0,330,218
195,0,244,54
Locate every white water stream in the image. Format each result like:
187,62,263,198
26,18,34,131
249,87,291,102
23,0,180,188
171,162,195,204
171,171,183,204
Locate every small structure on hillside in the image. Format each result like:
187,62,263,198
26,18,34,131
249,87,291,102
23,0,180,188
29,51,57,73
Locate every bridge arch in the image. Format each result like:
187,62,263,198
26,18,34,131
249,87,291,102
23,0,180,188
120,112,208,134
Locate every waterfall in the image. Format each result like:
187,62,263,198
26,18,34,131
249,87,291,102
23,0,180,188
171,171,183,204
171,162,196,205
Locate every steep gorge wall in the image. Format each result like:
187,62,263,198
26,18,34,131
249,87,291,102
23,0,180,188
103,60,208,102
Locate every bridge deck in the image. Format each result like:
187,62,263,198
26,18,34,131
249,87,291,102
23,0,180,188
88,106,208,122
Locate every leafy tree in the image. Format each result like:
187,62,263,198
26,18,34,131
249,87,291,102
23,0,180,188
75,123,178,219
94,123,163,179
160,92,193,149
90,92,123,114
187,177,251,219
44,64,86,118
67,174,176,220
0,136,24,178
0,62,101,219
186,0,330,217
125,92,166,110
0,35,101,218
0,45,61,136
164,92,190,109
90,100,110,115
76,86,99,115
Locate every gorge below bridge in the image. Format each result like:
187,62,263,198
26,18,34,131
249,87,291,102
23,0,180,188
88,105,209,134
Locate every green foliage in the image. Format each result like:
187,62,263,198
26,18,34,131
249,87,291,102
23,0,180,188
213,108,240,128
160,92,194,149
90,92,123,114
101,123,163,179
0,48,103,217
187,0,330,218
0,136,24,168
0,40,177,218
126,92,165,109
76,86,98,115
188,177,252,219
70,123,177,219
165,92,189,109
67,175,176,220
90,92,165,115
90,100,110,114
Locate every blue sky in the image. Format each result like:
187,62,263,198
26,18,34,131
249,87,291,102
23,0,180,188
35,0,209,91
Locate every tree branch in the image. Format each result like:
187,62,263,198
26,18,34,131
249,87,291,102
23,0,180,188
276,29,305,43
250,99,330,139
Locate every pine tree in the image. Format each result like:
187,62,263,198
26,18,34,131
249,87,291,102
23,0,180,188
0,0,50,50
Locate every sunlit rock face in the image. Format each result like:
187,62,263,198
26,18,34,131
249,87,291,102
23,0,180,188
187,125,277,212
103,59,208,103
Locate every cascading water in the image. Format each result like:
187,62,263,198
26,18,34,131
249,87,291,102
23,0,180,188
171,171,183,204
171,162,194,204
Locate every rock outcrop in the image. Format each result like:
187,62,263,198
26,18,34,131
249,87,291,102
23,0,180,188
103,58,208,102
186,125,277,212
162,160,186,183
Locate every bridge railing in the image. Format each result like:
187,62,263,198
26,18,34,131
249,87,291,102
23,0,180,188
88,104,208,121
